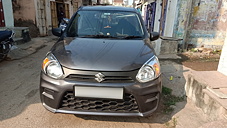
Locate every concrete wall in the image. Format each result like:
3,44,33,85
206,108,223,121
163,0,178,37
12,0,36,23
100,0,113,4
189,0,226,48
152,0,162,55
174,0,192,40
151,0,178,55
174,0,227,49
2,0,14,27
185,73,227,121
153,0,161,33
45,0,52,32
218,33,227,76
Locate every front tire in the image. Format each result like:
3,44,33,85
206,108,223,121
0,42,11,61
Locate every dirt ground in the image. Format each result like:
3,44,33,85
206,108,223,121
179,52,220,71
182,61,219,71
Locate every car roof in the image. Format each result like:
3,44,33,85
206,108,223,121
79,6,137,12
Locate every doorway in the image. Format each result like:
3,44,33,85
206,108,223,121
145,2,156,33
50,1,70,28
0,0,5,27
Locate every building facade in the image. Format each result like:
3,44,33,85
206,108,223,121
136,0,178,54
113,0,123,6
0,0,14,27
139,0,227,52
99,0,113,5
174,0,227,49
12,0,82,36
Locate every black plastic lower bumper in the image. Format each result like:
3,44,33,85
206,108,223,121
40,72,162,117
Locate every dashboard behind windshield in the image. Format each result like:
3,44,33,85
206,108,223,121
67,10,144,38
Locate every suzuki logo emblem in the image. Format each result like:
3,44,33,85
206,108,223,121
95,73,105,83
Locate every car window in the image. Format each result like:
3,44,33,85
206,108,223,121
67,10,144,38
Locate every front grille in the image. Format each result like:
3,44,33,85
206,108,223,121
60,92,139,113
66,74,134,83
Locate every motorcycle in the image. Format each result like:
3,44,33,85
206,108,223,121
0,30,14,61
59,18,69,31
52,18,69,36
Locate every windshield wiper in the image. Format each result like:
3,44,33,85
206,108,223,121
123,36,143,39
80,35,117,38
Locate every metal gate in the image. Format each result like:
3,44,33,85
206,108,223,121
0,0,5,27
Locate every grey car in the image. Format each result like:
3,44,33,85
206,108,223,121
40,6,162,117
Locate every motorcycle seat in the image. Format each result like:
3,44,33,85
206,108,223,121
0,31,13,42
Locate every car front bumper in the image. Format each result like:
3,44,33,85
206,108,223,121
40,70,162,117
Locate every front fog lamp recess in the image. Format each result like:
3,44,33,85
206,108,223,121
42,53,64,79
136,56,161,83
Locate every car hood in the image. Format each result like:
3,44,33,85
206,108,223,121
51,37,155,71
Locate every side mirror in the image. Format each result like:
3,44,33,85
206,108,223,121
52,28,62,37
62,18,69,24
150,32,160,41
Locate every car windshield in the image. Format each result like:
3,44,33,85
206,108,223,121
67,10,144,39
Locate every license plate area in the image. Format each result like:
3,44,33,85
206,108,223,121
74,86,123,99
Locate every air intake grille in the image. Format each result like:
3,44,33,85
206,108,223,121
66,74,134,83
60,92,139,113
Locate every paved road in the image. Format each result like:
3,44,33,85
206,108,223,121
0,38,209,128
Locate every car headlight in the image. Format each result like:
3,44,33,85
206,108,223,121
136,56,161,83
42,53,64,79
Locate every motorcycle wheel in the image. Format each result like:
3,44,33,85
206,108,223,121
0,42,11,61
